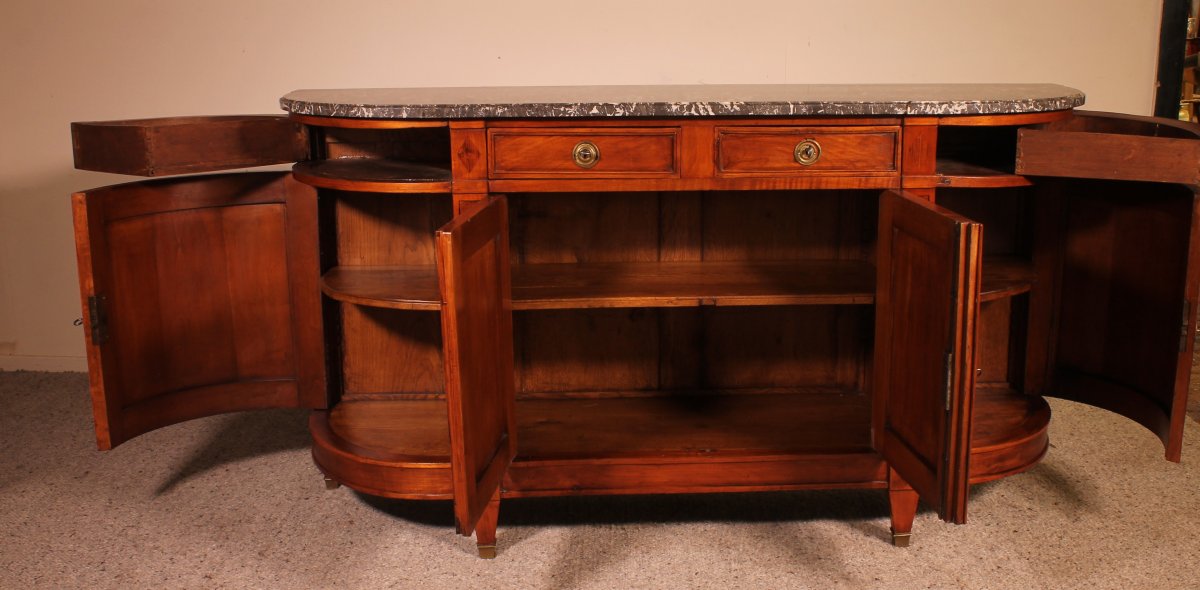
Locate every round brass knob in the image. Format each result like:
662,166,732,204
794,139,821,166
573,141,600,168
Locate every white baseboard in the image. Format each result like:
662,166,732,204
0,355,88,372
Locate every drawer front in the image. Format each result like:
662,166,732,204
489,128,680,178
716,126,899,176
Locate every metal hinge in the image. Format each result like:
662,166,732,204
1182,300,1192,353
943,350,954,412
88,295,109,346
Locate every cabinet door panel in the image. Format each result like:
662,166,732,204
436,197,517,536
1049,181,1200,461
73,172,325,450
874,190,981,523
1016,111,1200,185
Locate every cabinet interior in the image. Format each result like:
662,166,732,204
936,125,1021,177
320,184,1047,461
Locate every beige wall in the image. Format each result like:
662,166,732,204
0,0,1165,371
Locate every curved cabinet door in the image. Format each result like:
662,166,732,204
436,197,517,536
1040,182,1199,462
1018,112,1200,461
73,172,326,450
875,191,982,524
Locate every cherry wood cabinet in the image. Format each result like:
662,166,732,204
70,86,1200,557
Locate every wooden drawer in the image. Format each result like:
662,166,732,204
1015,111,1200,185
716,126,899,176
72,115,309,177
488,127,680,179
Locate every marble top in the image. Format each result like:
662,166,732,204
280,84,1085,119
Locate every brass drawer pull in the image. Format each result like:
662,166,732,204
794,139,821,165
572,140,600,168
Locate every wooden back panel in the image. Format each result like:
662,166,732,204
508,190,875,397
332,193,452,397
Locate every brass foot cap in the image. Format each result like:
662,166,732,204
891,532,912,548
477,544,497,559
323,477,341,490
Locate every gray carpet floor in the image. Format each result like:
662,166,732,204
2,370,1199,589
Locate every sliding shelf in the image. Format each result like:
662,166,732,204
935,158,1033,188
309,387,1049,499
321,257,1035,311
293,158,452,193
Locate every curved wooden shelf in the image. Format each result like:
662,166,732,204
969,387,1051,484
310,387,1050,499
290,113,448,129
309,406,453,501
293,159,452,193
980,257,1035,302
936,159,1033,188
322,266,441,311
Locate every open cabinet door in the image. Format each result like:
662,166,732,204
73,172,326,450
1017,112,1200,461
1046,184,1198,461
436,197,517,537
875,190,982,524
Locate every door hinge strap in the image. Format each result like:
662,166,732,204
88,295,109,346
943,350,954,412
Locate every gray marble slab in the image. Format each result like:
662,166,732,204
280,84,1085,119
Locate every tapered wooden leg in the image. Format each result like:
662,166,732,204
475,489,501,559
888,469,918,547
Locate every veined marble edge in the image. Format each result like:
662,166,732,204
279,88,1086,119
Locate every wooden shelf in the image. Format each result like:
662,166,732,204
324,392,873,465
292,158,452,193
980,257,1036,301
323,260,875,311
936,158,1032,188
312,386,1047,486
322,265,440,311
512,260,875,309
970,386,1050,484
322,257,1034,311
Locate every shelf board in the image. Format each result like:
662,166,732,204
979,257,1036,302
328,391,872,464
936,158,1032,188
512,260,875,309
322,387,1046,466
293,158,452,193
323,260,876,311
323,265,441,311
323,257,1034,311
970,386,1050,483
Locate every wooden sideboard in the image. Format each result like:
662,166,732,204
69,85,1200,558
